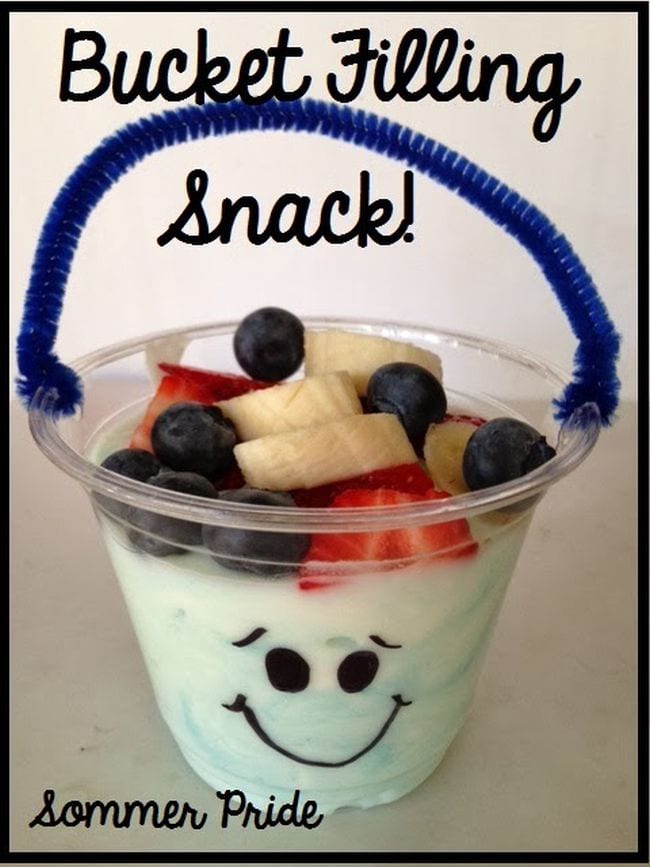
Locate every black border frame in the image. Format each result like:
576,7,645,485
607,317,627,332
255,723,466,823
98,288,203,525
5,2,648,862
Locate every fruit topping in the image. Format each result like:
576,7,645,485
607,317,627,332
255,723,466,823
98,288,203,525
106,318,558,582
367,362,447,452
128,470,217,557
304,329,443,395
95,448,164,519
101,448,162,482
130,365,271,452
444,413,485,427
233,413,417,491
291,463,433,507
151,402,237,480
218,371,361,441
424,418,478,495
297,578,344,592
216,466,247,491
234,307,305,381
300,488,477,586
462,417,556,490
157,363,272,397
202,489,310,576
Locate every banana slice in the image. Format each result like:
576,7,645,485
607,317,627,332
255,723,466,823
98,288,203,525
234,413,417,490
304,330,443,395
218,371,361,441
423,419,477,495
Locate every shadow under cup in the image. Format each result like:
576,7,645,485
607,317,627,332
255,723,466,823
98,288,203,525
29,319,600,814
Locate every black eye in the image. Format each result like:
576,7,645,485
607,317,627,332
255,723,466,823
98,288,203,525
265,648,309,692
337,650,379,693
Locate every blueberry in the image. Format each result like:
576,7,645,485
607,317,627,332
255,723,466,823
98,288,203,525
366,362,447,452
128,470,217,557
95,448,162,519
202,489,310,577
462,418,557,491
234,307,304,381
101,448,161,481
151,402,236,479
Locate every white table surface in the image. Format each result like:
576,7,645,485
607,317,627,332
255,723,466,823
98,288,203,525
10,398,639,860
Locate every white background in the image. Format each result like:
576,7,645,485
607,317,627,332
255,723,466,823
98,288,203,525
10,9,637,401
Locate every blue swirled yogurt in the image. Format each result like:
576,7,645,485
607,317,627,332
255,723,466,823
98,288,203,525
94,489,531,814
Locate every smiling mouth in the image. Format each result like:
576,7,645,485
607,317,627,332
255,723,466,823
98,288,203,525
222,693,412,768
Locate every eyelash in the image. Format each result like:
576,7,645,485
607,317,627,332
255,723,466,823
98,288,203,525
369,635,402,649
232,627,268,648
232,631,402,651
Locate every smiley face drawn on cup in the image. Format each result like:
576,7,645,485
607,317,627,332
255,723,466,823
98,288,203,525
223,628,412,768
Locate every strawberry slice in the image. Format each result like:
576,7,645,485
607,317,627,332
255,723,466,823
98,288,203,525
299,488,477,590
130,364,272,452
443,413,486,427
216,465,246,491
157,363,272,399
296,578,345,592
291,463,433,507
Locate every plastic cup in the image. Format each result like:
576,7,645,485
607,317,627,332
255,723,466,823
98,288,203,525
28,318,599,814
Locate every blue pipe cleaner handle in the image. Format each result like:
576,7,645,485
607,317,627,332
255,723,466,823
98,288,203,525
16,99,620,424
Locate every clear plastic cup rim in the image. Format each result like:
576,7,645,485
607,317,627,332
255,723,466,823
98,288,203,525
28,318,601,533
